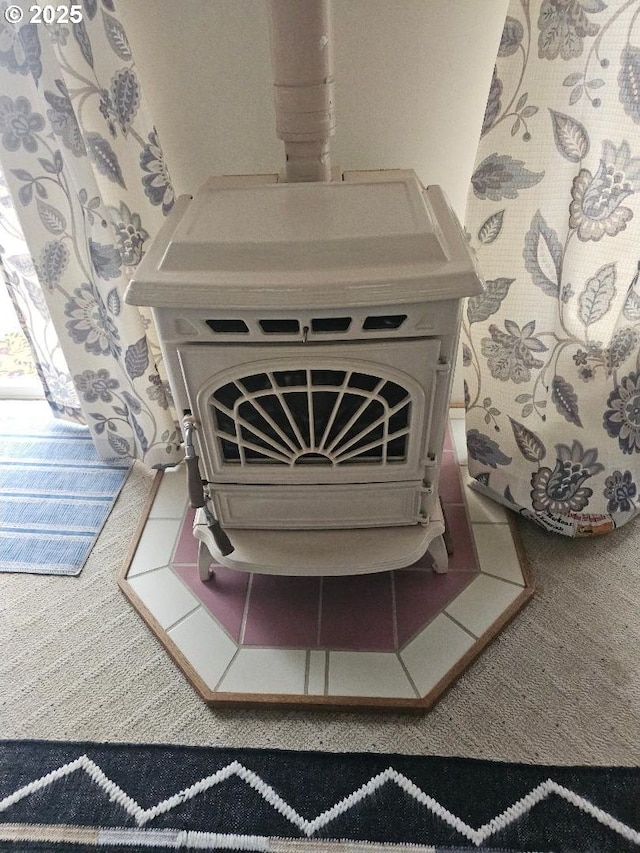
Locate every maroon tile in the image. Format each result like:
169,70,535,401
242,574,321,647
173,561,249,642
320,573,395,650
394,570,475,647
438,452,464,504
172,508,199,564
443,504,478,571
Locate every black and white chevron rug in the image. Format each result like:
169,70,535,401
0,740,638,852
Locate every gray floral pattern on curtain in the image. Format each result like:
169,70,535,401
464,0,640,536
0,0,181,465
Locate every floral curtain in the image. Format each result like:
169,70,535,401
464,0,640,536
0,0,181,466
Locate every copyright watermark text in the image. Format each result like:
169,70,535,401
4,5,83,24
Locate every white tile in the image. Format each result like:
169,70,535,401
128,518,183,577
445,574,523,637
307,650,326,695
472,523,524,584
400,613,476,697
127,566,199,629
217,648,307,695
463,476,508,523
327,652,416,698
149,467,188,519
168,607,238,690
448,416,467,465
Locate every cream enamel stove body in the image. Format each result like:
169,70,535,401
125,171,483,577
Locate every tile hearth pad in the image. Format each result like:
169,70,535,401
120,413,533,710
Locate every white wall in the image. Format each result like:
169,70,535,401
119,0,508,403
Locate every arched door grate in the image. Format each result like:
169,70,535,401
211,368,411,467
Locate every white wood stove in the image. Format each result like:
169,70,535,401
125,169,483,578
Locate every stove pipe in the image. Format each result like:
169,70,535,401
267,0,336,182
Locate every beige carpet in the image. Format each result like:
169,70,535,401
2,459,639,766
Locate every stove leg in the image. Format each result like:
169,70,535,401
197,540,213,582
429,533,449,574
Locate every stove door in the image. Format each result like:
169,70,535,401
178,338,442,488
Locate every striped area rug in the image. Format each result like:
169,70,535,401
0,408,131,576
1,740,639,851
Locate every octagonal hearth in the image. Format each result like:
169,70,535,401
119,417,534,710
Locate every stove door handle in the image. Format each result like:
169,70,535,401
203,505,234,557
185,455,206,508
181,414,233,555
182,415,206,508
